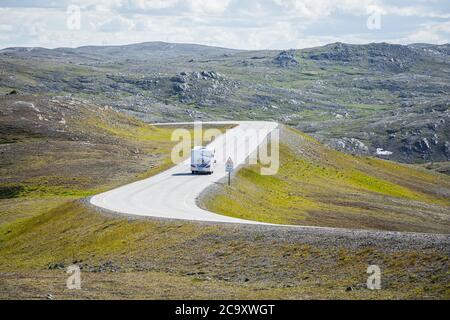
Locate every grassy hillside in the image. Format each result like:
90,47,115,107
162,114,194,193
0,94,232,225
201,126,450,233
2,42,449,164
0,201,448,299
0,96,449,299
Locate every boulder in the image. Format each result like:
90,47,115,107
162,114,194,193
413,137,431,153
173,82,188,93
200,71,218,79
444,141,450,158
328,137,369,155
273,50,299,68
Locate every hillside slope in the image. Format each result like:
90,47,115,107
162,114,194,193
0,94,231,225
0,97,448,299
1,41,449,164
201,126,450,233
1,42,450,300
1,199,449,299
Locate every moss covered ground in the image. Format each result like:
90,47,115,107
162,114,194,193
0,105,448,299
202,126,450,233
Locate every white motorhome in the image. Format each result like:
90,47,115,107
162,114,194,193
191,146,215,174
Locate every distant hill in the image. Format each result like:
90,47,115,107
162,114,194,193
1,41,449,164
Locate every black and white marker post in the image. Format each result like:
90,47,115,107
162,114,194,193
225,157,234,186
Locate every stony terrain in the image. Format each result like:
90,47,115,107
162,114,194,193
0,201,449,299
1,41,449,164
0,93,230,226
0,42,449,300
201,126,450,233
0,95,448,299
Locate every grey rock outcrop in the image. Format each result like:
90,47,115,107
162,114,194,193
274,50,299,68
328,137,369,155
444,141,450,159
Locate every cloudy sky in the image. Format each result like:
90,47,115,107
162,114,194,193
0,0,449,50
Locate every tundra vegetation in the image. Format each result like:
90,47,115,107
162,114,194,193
0,42,449,299
202,126,450,233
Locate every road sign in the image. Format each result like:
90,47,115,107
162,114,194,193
225,157,234,186
225,157,234,172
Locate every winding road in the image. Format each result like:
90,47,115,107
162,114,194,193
90,121,278,224
89,120,450,247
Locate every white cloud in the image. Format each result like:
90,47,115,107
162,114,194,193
97,16,135,32
0,0,449,49
117,0,180,11
0,25,13,32
86,0,231,14
402,21,450,44
187,0,231,14
272,0,377,18
272,0,450,19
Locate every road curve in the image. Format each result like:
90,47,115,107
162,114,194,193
90,121,278,224
89,121,450,241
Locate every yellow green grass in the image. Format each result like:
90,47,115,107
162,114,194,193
202,126,450,233
0,201,448,299
1,108,449,299
0,99,233,225
2,105,231,193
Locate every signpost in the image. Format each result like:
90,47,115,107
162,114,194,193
225,157,234,186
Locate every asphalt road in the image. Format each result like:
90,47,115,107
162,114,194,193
90,121,278,224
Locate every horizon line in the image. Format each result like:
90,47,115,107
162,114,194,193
1,40,449,52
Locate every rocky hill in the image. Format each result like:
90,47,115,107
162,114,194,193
1,41,449,164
